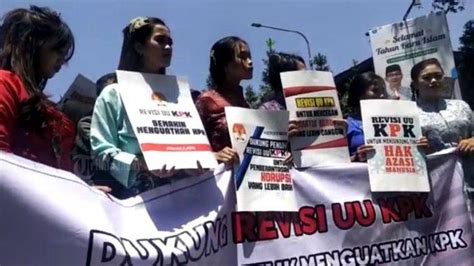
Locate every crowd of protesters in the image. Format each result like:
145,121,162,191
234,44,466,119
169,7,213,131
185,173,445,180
0,6,472,200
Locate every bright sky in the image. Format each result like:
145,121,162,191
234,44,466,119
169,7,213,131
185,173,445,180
2,0,473,101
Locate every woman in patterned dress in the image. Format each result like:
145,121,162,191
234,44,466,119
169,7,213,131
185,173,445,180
411,58,474,193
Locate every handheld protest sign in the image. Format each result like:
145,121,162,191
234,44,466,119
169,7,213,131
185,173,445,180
281,70,350,168
117,70,217,170
225,107,297,212
361,99,429,192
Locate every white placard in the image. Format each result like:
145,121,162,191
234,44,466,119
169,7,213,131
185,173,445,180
225,106,297,212
361,99,429,192
117,70,217,170
281,70,350,167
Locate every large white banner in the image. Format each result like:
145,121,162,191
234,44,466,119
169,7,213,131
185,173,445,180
0,149,472,265
116,70,217,170
360,99,429,192
281,70,350,168
0,153,234,265
369,12,460,100
225,107,297,212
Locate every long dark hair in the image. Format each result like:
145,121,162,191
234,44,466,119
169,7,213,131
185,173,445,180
348,72,386,110
267,52,305,93
209,36,248,88
0,6,75,132
118,17,168,74
1,6,74,94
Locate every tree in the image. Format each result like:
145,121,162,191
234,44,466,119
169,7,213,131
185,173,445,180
255,38,333,107
260,38,276,87
432,0,464,14
311,53,330,71
244,85,260,108
458,20,474,108
337,59,360,117
258,38,277,106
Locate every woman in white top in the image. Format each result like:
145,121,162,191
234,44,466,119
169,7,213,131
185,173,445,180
411,58,473,195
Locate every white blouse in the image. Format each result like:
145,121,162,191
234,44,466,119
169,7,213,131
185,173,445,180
418,98,473,191
417,99,473,151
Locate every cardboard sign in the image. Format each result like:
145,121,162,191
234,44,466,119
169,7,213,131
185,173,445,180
225,106,296,212
281,70,350,167
361,99,429,192
117,70,217,170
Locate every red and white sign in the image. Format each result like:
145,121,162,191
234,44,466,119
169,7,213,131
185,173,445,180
281,70,350,167
117,70,217,170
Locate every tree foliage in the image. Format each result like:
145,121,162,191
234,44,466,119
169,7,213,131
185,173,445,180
257,38,277,106
338,59,360,117
458,19,474,108
311,53,330,71
244,85,260,108
253,38,333,107
432,0,464,14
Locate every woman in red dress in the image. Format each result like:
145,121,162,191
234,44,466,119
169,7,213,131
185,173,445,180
0,6,76,171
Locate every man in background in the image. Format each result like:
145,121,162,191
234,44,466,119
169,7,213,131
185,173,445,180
385,64,412,100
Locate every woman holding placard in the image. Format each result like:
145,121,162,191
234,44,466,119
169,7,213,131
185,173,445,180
346,72,389,162
90,17,179,197
411,58,473,153
411,58,473,193
347,72,432,163
196,36,253,166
